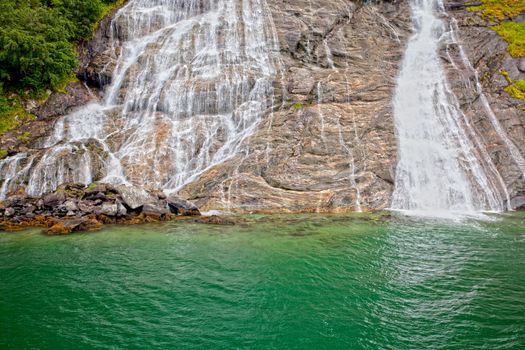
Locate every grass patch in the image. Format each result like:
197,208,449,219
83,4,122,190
468,0,525,21
292,102,304,110
492,21,525,57
504,79,525,100
0,149,7,159
0,94,35,137
16,131,31,143
100,0,127,20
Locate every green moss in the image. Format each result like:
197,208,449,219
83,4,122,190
0,94,35,137
55,74,79,94
468,0,525,21
0,149,7,159
504,79,525,100
492,21,525,58
500,72,525,102
292,102,304,110
99,0,127,22
467,1,525,57
16,131,31,143
87,142,109,159
500,70,513,83
514,80,525,90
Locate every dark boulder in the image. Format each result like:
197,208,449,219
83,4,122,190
47,219,84,235
43,192,66,208
167,195,201,216
95,203,118,216
83,191,107,201
4,193,29,208
510,196,525,211
115,185,156,210
142,202,170,216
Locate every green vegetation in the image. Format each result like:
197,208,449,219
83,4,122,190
469,1,525,108
0,0,122,138
291,100,316,110
468,1,525,58
504,79,525,100
0,148,7,159
500,70,525,100
468,0,525,21
86,183,98,190
0,90,35,135
0,0,121,94
17,131,31,143
492,21,525,57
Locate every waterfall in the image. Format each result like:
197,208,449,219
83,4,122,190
0,0,279,198
448,18,525,179
391,0,506,216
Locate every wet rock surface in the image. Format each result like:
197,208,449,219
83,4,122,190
1,0,524,214
0,183,201,234
180,0,412,212
193,216,236,225
444,0,525,204
167,195,201,216
77,4,121,90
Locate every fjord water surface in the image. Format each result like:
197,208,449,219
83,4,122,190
1,214,524,349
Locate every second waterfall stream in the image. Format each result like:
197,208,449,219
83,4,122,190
391,0,509,217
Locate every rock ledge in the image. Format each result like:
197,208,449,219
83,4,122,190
0,183,201,235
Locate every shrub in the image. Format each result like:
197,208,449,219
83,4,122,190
0,0,119,95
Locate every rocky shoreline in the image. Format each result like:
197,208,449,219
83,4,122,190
0,183,203,235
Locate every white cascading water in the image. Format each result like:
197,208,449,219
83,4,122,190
391,0,507,216
0,0,279,198
448,18,525,179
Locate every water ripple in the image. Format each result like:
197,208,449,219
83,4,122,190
1,214,524,349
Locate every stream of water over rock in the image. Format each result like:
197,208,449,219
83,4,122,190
0,0,280,198
391,0,509,217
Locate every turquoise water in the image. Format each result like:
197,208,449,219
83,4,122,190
1,214,525,349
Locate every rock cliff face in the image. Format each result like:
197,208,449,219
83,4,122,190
1,0,524,213
443,0,525,208
181,0,412,212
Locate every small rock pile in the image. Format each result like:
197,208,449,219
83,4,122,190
0,183,201,235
